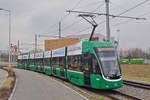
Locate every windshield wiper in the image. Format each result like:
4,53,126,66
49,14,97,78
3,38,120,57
106,72,121,79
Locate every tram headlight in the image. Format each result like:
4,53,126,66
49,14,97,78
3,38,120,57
114,83,118,86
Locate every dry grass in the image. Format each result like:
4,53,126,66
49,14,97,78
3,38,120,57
121,64,150,83
1,66,15,90
1,77,15,90
0,67,16,99
8,66,12,72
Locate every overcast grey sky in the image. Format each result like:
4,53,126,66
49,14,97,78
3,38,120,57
0,0,150,52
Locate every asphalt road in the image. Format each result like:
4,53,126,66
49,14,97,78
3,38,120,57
0,69,8,87
11,69,87,100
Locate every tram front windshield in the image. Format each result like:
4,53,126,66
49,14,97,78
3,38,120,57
96,47,121,79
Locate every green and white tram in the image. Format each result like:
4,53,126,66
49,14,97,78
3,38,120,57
17,40,123,90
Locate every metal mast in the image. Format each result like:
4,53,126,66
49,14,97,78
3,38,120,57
0,8,11,67
59,22,61,48
105,0,110,41
35,34,37,53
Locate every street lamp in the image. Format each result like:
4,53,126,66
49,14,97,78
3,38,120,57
0,8,11,67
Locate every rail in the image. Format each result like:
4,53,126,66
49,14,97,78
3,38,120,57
123,79,150,90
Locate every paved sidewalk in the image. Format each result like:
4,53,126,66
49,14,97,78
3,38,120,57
11,69,87,100
0,69,8,87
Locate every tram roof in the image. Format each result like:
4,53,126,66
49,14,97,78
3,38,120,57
82,41,114,48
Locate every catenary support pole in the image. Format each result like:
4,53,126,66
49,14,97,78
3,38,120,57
0,8,11,66
35,34,37,53
105,0,111,41
59,22,61,48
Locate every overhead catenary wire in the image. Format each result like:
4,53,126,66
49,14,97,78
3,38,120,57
96,0,150,26
117,0,150,16
40,0,150,41
67,10,145,20
42,0,85,34
77,1,104,9
66,9,145,39
104,0,150,26
112,11,150,27
43,0,105,35
71,0,84,10
61,3,105,32
59,0,85,21
68,0,150,35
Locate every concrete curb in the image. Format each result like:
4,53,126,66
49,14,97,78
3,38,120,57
8,78,18,100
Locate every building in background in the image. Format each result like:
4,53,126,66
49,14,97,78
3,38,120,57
44,38,79,51
44,33,115,51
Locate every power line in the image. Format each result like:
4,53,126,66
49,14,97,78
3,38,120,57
44,0,150,37
71,0,84,10
61,3,105,32
93,11,150,33
75,26,91,33
109,0,135,12
44,0,105,35
112,11,150,27
78,1,103,9
42,0,85,34
98,0,150,25
66,18,106,35
67,10,145,20
117,0,150,16
78,0,150,33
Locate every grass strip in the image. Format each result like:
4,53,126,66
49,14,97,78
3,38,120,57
0,67,16,100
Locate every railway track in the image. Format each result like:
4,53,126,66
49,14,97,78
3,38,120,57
106,90,142,100
81,79,150,100
123,79,150,90
86,88,141,100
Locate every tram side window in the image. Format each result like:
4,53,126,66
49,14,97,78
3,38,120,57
35,59,38,66
18,60,21,64
44,58,50,66
68,55,82,71
30,59,34,65
22,60,27,65
27,59,30,65
21,60,23,65
59,57,64,67
82,54,92,73
36,59,43,66
92,55,101,75
39,59,43,66
82,54,101,75
52,57,59,68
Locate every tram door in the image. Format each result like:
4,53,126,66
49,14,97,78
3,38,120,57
82,54,92,86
